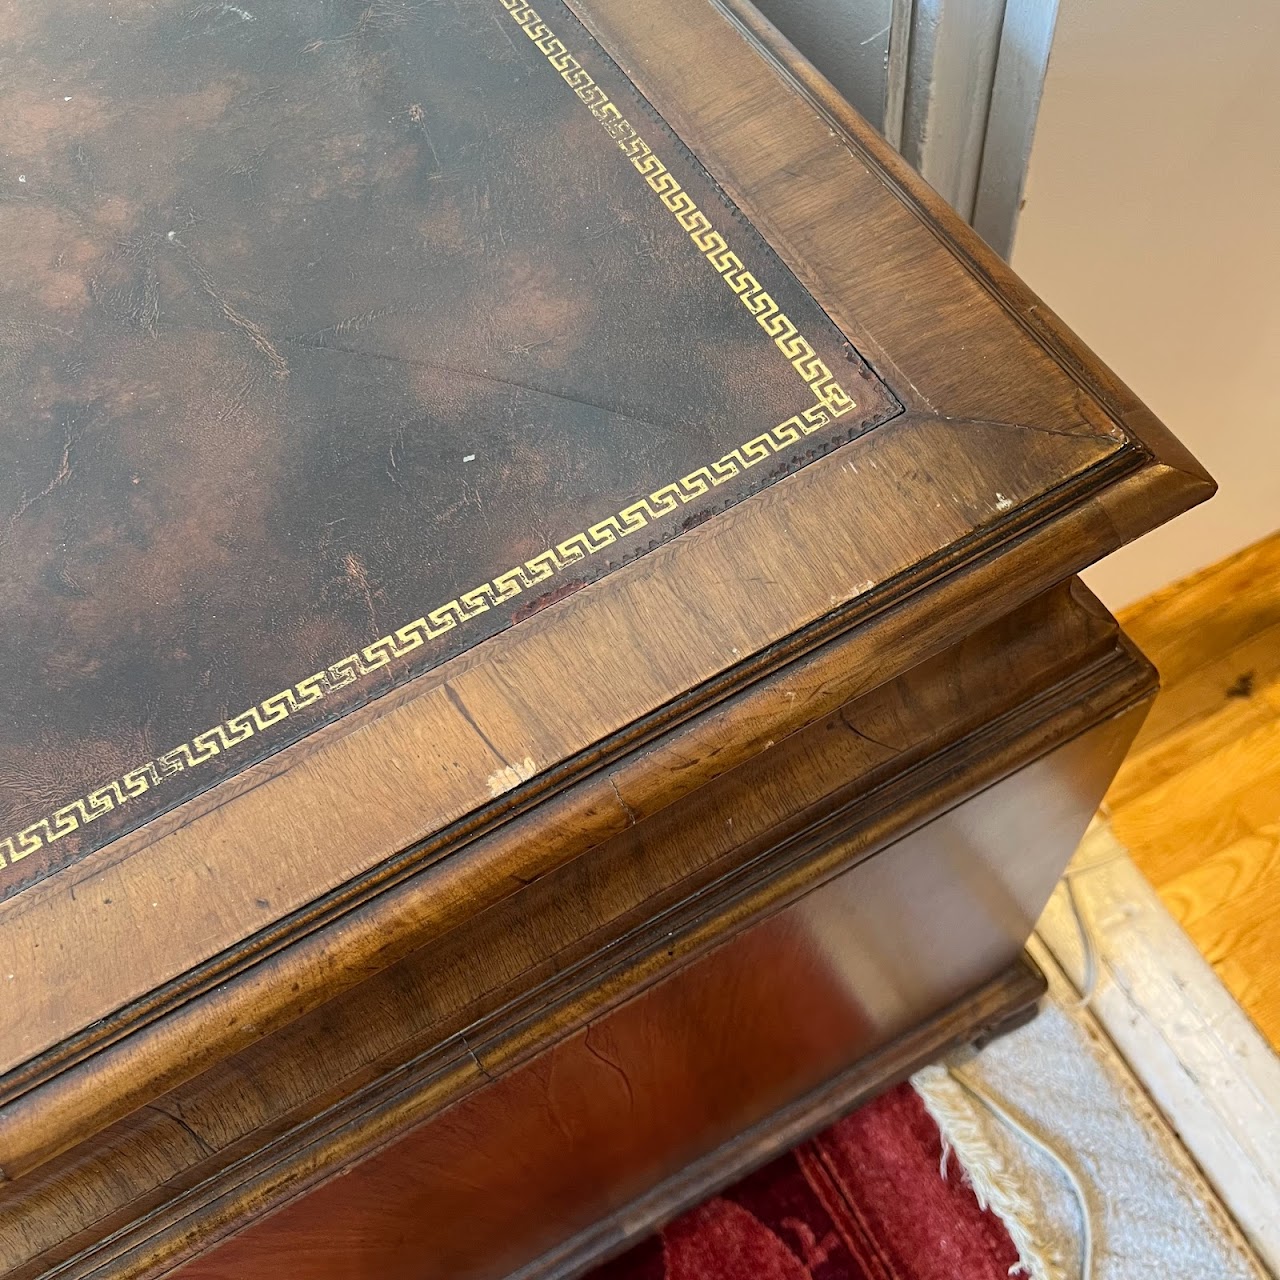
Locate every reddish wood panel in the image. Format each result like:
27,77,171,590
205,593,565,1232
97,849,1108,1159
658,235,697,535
169,712,1136,1280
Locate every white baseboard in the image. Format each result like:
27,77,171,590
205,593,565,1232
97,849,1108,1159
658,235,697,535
1034,820,1280,1276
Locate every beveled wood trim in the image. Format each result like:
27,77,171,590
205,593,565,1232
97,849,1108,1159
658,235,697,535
0,483,1121,1136
0,438,1174,1158
9,961,1046,1280
0,413,1112,1083
0,605,1149,1270
582,0,1213,494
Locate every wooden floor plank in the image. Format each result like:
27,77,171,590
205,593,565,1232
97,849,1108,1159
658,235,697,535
1159,830,1280,933
1108,531,1280,1053
1111,720,1280,882
1118,535,1280,687
1160,827,1280,1048
1109,673,1280,811
1124,619,1280,754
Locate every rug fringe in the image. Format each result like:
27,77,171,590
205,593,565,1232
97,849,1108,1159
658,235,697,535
911,1065,1068,1280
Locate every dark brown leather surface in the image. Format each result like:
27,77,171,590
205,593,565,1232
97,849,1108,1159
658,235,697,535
0,0,900,894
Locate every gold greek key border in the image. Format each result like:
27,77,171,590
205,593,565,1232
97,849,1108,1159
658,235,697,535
0,0,858,872
499,0,855,418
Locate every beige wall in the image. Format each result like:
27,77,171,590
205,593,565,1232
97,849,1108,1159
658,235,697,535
1011,0,1280,608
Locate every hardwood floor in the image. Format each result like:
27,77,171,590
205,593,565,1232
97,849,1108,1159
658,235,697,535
1107,532,1280,1050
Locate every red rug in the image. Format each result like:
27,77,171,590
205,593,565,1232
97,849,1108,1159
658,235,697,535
588,1083,1022,1280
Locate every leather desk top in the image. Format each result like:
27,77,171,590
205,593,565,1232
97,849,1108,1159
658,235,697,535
0,0,899,896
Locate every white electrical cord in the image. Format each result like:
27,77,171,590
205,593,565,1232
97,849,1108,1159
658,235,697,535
946,1066,1096,1280
1062,870,1101,1010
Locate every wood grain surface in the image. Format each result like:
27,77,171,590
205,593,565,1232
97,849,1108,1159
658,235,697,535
1108,532,1280,1048
0,583,1149,1277
0,2,1214,1272
0,0,1212,1253
166,962,1047,1280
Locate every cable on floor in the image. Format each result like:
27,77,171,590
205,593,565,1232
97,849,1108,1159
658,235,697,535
947,1066,1096,1280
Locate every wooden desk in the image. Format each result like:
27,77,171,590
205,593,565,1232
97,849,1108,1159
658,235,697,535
0,0,1210,1275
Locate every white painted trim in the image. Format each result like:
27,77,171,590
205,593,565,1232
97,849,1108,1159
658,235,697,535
883,0,914,150
1035,821,1280,1276
736,0,1050,255
972,0,1061,257
900,0,1008,219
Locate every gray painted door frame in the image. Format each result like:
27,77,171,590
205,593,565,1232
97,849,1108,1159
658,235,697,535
749,0,1059,259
